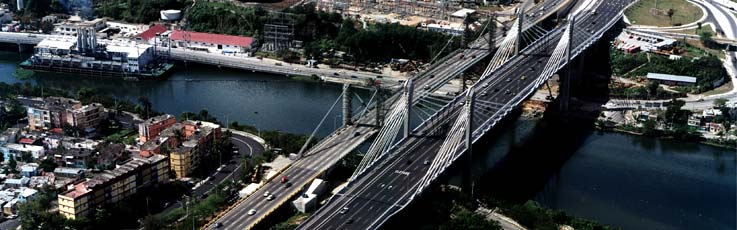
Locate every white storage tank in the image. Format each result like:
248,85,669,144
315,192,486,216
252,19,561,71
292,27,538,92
160,10,182,21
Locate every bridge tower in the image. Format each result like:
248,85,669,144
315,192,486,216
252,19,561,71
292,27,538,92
514,10,524,55
375,86,384,127
560,16,574,113
403,79,413,138
342,83,353,126
464,88,475,198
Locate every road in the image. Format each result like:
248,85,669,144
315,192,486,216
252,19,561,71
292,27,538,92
161,132,265,213
298,0,633,229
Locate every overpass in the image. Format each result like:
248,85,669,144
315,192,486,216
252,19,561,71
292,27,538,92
297,0,635,229
204,0,576,229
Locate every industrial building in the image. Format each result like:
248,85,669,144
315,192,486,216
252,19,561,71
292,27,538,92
23,24,169,78
646,73,697,86
170,30,256,54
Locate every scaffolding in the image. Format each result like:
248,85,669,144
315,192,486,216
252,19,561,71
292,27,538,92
263,12,295,53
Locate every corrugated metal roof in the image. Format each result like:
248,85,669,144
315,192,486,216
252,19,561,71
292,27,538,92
646,73,697,83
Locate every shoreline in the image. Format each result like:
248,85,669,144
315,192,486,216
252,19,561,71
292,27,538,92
605,126,737,150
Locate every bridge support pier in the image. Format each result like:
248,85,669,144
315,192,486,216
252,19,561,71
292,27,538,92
403,79,413,138
343,83,353,126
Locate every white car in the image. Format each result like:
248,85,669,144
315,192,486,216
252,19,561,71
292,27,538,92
248,209,256,215
263,191,270,197
267,194,275,201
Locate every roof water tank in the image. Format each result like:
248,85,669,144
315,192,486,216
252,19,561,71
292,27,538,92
160,10,182,21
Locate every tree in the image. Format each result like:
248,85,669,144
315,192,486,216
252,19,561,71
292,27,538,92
8,155,17,172
440,206,502,230
699,30,714,47
666,9,675,25
714,98,728,108
137,96,152,119
39,159,58,172
647,81,660,97
665,99,687,126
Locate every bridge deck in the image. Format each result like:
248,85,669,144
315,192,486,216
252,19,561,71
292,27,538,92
298,1,634,229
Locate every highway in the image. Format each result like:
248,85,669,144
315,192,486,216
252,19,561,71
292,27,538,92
297,0,634,229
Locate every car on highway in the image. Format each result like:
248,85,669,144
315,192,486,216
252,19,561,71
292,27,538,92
423,159,430,165
482,83,489,88
505,89,511,95
429,74,435,78
248,209,257,215
263,191,271,197
424,85,431,90
215,222,223,228
376,75,383,78
521,75,526,81
340,207,349,214
285,182,293,188
267,194,275,201
281,175,289,183
353,131,362,137
506,77,511,82
351,75,357,78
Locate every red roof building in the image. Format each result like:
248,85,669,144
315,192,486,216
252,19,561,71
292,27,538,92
170,30,255,52
137,24,168,43
18,138,35,145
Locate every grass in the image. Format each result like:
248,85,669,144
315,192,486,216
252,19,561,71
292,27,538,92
625,0,703,27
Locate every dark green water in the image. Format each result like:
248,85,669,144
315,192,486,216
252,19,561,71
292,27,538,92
0,52,734,230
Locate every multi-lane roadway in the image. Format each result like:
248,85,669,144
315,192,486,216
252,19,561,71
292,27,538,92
298,1,634,229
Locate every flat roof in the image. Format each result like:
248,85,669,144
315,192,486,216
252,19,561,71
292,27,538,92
451,8,476,18
647,73,697,83
36,38,75,50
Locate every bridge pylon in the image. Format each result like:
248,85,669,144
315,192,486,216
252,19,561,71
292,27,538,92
404,79,413,138
514,10,524,55
560,16,574,113
342,83,353,126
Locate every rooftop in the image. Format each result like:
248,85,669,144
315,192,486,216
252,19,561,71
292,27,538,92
646,73,697,83
137,24,167,41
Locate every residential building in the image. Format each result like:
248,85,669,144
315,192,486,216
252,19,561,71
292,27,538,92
20,163,39,177
58,154,169,219
3,177,30,188
169,121,221,178
138,114,176,143
170,30,256,53
0,128,18,144
26,97,82,131
0,144,45,163
66,103,106,132
54,167,85,179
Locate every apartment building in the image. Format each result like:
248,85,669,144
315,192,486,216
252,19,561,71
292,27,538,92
25,97,106,131
138,114,176,143
140,119,221,178
57,154,169,219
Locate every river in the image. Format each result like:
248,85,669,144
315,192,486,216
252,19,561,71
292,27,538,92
0,52,734,229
